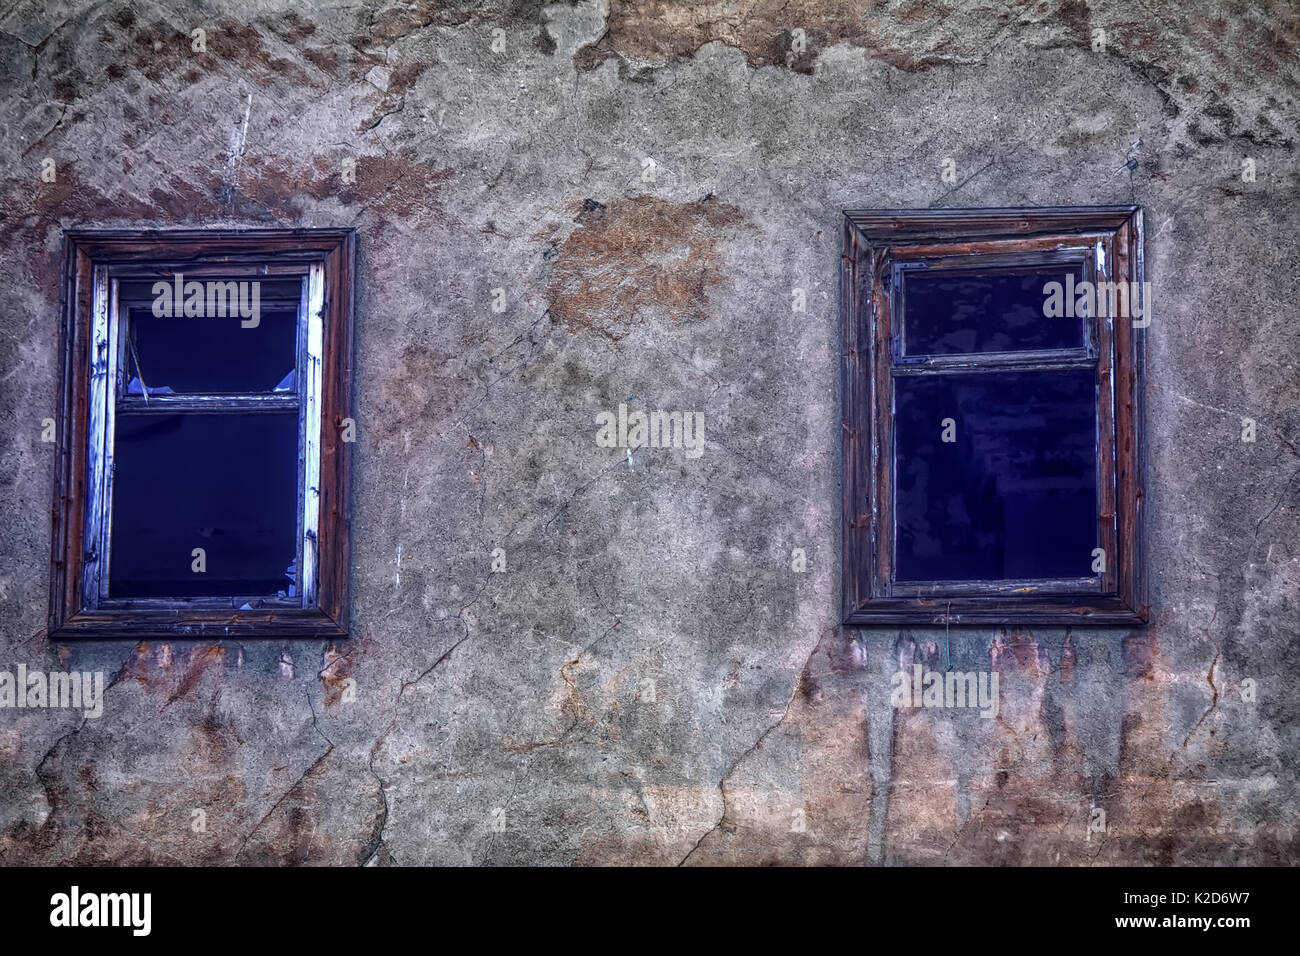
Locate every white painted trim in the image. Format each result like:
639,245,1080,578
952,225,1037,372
301,262,325,609
82,266,111,607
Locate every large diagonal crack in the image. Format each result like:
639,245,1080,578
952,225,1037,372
1181,653,1220,750
678,626,831,865
1253,466,1300,544
235,688,335,863
30,640,146,833
358,593,481,866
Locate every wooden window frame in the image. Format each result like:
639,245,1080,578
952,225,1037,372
840,207,1147,626
49,229,355,640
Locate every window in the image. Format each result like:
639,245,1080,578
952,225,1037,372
840,208,1146,626
49,230,355,639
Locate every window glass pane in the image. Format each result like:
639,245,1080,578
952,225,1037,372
118,277,301,394
109,412,299,598
901,264,1086,355
894,368,1098,582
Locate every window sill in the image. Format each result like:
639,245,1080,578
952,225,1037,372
48,607,348,641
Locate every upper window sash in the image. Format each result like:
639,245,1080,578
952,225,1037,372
889,246,1101,368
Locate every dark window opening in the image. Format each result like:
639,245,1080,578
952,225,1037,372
118,277,301,395
900,263,1088,356
894,368,1097,582
110,412,300,598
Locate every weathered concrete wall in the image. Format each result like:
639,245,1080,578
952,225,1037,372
0,0,1297,865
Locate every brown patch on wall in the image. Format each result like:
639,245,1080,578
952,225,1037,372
545,195,743,343
373,342,463,441
574,0,1297,146
110,642,229,706
350,0,577,53
238,154,454,221
571,0,1101,74
571,0,1083,74
319,644,354,707
576,0,884,74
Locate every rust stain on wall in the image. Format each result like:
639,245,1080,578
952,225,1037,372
319,644,354,707
545,195,743,343
112,643,229,706
575,0,1084,74
573,0,1297,145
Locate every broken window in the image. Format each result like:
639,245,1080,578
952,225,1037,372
49,230,355,639
840,208,1147,625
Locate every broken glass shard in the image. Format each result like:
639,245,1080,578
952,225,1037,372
126,378,175,396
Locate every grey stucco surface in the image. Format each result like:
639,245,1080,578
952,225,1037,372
0,0,1297,865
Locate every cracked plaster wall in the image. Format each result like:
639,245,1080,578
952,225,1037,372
0,0,1297,865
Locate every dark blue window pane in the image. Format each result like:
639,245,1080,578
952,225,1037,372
894,369,1098,581
109,413,299,598
902,265,1086,355
119,277,301,394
